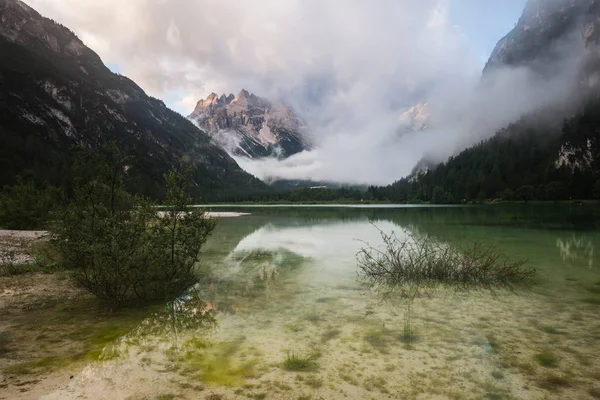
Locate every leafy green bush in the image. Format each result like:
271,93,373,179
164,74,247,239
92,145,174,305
50,144,215,308
0,177,58,230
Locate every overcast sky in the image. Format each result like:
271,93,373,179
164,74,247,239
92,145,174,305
27,0,542,184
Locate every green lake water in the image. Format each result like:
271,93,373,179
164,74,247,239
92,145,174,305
36,205,600,399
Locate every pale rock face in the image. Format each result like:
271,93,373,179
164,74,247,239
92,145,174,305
42,80,72,111
48,107,76,138
188,90,310,159
399,102,430,132
556,139,594,170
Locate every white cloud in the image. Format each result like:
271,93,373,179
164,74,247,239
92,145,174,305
25,0,584,184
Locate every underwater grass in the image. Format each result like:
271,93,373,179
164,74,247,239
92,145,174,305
540,326,567,335
539,373,573,389
321,327,342,342
400,301,417,344
357,227,535,299
589,387,600,398
363,327,394,351
304,374,323,388
283,351,317,372
316,297,336,303
535,351,559,367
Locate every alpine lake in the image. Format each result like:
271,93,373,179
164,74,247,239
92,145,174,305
2,204,600,400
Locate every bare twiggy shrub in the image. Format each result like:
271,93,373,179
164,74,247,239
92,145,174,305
357,226,535,300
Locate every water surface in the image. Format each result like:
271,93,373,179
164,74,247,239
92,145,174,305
41,205,600,399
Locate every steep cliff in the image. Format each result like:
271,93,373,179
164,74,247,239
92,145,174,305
0,0,264,199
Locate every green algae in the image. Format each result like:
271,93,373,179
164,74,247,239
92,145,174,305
184,338,259,387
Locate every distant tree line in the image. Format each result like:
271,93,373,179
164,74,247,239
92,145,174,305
4,98,600,212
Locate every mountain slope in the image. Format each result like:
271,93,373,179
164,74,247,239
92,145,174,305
371,0,600,203
484,0,593,74
0,0,264,200
188,90,310,159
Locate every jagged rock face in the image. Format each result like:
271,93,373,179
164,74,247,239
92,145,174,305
0,0,263,198
398,102,430,132
484,0,596,74
188,90,310,159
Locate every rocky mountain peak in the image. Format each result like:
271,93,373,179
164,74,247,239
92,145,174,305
194,89,262,114
188,90,310,159
237,89,250,99
218,93,233,104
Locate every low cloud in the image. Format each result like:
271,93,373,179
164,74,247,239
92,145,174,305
27,0,585,184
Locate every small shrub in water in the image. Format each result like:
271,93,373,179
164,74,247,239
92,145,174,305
357,226,535,299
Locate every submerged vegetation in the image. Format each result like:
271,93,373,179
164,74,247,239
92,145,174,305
283,351,318,372
401,301,416,344
357,227,536,299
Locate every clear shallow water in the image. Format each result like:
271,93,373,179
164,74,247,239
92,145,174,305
41,205,600,399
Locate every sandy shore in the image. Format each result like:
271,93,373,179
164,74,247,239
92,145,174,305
155,211,251,219
0,230,47,240
0,230,47,265
0,211,248,247
205,211,251,218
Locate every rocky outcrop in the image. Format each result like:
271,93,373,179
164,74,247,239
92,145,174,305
0,0,263,198
188,90,310,159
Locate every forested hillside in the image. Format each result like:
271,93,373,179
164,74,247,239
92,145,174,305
366,98,600,203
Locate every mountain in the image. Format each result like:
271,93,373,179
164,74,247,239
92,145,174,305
188,90,311,159
484,0,596,74
0,0,264,200
370,0,600,203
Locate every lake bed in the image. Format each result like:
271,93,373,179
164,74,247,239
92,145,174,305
2,205,600,399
